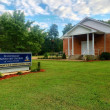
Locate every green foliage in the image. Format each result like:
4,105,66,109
100,52,110,60
43,53,49,59
62,53,66,59
48,24,59,38
56,53,58,58
62,23,73,35
31,69,37,72
27,25,46,55
16,71,23,75
40,24,62,54
41,35,63,54
0,10,46,54
0,72,3,78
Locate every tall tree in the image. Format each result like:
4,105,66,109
0,10,46,54
62,23,73,35
40,24,63,54
27,25,46,55
0,11,32,51
106,20,110,24
49,24,59,39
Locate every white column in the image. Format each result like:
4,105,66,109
92,33,95,55
72,36,74,55
87,34,89,55
68,37,70,56
104,34,106,52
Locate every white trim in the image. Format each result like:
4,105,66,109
62,24,97,37
92,33,95,55
72,36,74,55
61,36,70,39
87,34,89,55
68,37,70,56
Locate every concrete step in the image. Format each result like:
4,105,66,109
69,55,83,60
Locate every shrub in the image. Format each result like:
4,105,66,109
31,69,37,72
43,53,48,59
56,54,58,58
0,72,3,78
16,71,23,75
83,55,98,61
62,53,66,59
83,55,92,61
100,52,110,60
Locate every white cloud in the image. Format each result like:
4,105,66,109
0,0,12,5
42,0,79,20
72,0,110,16
33,21,49,28
15,0,49,16
0,0,110,20
0,4,7,14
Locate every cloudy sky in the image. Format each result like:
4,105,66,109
0,0,110,36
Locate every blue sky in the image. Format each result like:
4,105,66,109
0,0,110,37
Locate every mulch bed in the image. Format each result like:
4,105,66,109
84,60,110,62
0,69,45,81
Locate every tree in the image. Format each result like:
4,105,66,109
106,20,110,24
0,11,32,52
99,19,110,24
27,25,46,55
48,24,59,39
62,23,73,35
40,24,63,54
0,10,46,54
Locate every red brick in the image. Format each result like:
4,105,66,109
63,34,110,56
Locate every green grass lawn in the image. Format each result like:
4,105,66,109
0,60,110,110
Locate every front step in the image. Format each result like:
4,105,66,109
69,55,99,60
69,55,83,60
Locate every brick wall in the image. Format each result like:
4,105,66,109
63,34,110,56
106,34,110,53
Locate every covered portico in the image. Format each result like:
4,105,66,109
64,24,106,56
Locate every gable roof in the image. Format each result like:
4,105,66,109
80,17,110,27
62,17,110,38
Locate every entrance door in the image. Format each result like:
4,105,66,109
81,41,92,55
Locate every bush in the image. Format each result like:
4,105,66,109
83,55,92,61
43,53,48,59
100,52,110,60
31,69,37,72
56,54,58,58
83,55,98,61
0,72,3,78
62,53,66,59
16,71,23,75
